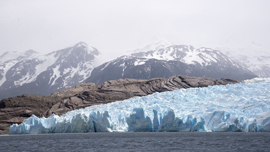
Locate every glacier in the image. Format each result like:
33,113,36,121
9,78,270,134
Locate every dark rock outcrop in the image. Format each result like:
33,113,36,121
0,75,240,134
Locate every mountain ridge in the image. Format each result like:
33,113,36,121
85,44,256,84
0,42,100,99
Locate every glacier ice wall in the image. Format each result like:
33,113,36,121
9,78,270,134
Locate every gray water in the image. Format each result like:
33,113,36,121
1,132,270,152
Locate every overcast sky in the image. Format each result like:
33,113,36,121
0,0,270,60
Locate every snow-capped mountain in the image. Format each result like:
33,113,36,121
217,35,270,78
0,50,40,87
85,44,256,84
222,49,270,78
0,42,100,99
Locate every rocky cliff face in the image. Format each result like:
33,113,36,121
0,75,240,134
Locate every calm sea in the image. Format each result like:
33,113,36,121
1,132,270,152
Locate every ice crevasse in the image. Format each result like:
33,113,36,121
9,78,270,134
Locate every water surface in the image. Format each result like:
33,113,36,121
1,132,269,152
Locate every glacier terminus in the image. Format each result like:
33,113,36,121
9,78,270,134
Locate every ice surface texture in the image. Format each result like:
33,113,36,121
9,78,270,134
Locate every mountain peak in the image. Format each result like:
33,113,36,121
131,40,173,53
153,40,173,46
74,41,88,48
21,49,39,57
72,41,100,55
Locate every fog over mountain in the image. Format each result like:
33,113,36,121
0,0,269,99
0,0,269,62
216,35,270,77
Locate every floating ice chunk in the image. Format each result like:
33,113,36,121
9,78,270,134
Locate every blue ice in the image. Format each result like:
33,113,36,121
9,78,270,134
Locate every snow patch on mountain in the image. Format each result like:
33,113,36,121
129,45,239,67
134,59,146,66
49,65,61,86
34,54,58,81
181,47,206,65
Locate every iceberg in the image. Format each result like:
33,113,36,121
9,78,270,134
